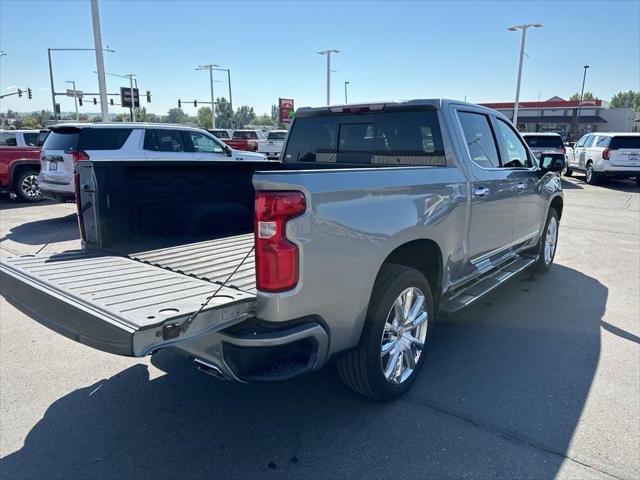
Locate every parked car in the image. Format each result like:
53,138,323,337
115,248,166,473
222,129,266,152
0,129,49,148
257,130,287,159
38,123,267,202
565,132,640,185
520,132,566,159
207,129,234,140
0,99,563,401
0,145,43,202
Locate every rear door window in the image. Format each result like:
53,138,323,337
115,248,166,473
584,135,596,148
23,133,39,146
188,131,225,153
609,136,640,149
144,129,187,152
283,109,445,166
457,111,500,168
595,136,610,148
78,128,132,150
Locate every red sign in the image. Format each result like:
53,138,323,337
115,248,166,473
279,98,294,124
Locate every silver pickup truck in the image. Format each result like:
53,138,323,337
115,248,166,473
0,99,564,401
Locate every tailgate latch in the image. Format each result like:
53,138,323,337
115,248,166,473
162,323,182,340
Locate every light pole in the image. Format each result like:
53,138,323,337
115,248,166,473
100,72,137,121
197,64,219,129
508,23,543,126
344,81,350,103
91,0,109,121
575,65,590,138
48,47,115,120
0,51,6,127
66,80,79,121
213,67,232,112
318,49,340,105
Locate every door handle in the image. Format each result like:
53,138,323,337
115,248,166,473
515,182,526,192
474,186,490,197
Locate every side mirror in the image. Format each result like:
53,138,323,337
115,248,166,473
565,142,575,148
539,153,564,173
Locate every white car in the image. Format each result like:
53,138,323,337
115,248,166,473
565,132,640,185
520,132,566,159
38,123,267,202
257,130,287,160
0,129,49,147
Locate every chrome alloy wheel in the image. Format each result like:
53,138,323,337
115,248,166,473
380,287,428,384
544,216,558,265
21,174,41,200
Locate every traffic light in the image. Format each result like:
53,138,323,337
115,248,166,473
146,90,151,103
193,100,197,107
78,97,83,106
110,98,114,106
27,88,32,100
18,88,22,97
178,99,181,108
55,103,61,114
93,97,97,105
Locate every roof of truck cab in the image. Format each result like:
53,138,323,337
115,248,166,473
296,99,500,116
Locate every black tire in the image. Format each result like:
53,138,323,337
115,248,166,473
531,208,559,273
635,177,640,186
14,170,42,202
562,164,573,177
337,264,435,401
585,163,599,185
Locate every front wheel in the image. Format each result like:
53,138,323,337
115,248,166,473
562,164,573,177
531,208,559,273
337,264,434,401
14,170,42,202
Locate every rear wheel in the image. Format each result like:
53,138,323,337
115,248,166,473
337,264,434,401
585,163,599,185
531,208,559,273
14,170,42,202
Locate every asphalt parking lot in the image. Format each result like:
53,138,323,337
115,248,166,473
1,176,638,480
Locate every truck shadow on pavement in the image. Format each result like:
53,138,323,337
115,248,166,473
0,213,78,246
0,264,607,479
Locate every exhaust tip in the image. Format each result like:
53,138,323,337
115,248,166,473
193,358,228,380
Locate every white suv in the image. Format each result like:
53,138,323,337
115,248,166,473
38,123,267,201
565,132,640,185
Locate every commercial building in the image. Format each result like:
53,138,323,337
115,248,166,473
480,96,636,140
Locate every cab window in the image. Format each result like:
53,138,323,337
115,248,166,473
457,111,500,168
188,131,224,154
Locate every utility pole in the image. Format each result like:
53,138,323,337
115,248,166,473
214,67,232,112
129,74,136,122
91,0,109,121
0,50,6,127
66,80,79,121
575,65,590,138
197,64,219,128
318,49,340,105
344,81,350,103
508,23,543,126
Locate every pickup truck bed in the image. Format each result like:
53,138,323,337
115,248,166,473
0,233,256,357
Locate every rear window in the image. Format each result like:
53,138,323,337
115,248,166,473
23,133,39,146
43,128,132,151
267,131,287,140
522,135,563,149
233,131,258,140
283,110,446,166
37,130,50,147
209,130,230,139
609,136,640,149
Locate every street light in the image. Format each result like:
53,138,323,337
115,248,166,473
575,65,590,138
65,80,79,121
508,23,543,125
344,81,350,104
318,49,340,105
213,67,233,112
197,64,219,128
48,47,115,120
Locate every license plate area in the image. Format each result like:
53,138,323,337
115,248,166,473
49,161,57,171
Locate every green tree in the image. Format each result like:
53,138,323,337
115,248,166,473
197,106,212,128
610,90,640,111
569,92,595,101
166,107,188,124
253,113,274,126
233,105,256,128
215,97,234,128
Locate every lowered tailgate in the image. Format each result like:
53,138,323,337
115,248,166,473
0,250,255,357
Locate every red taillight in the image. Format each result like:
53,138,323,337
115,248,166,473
74,172,86,241
560,146,566,154
255,191,306,292
66,150,89,167
602,148,611,160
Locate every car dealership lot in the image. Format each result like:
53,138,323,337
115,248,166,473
1,177,638,479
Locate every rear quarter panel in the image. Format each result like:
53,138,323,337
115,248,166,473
253,166,469,355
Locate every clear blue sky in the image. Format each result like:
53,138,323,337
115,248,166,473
1,0,638,116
